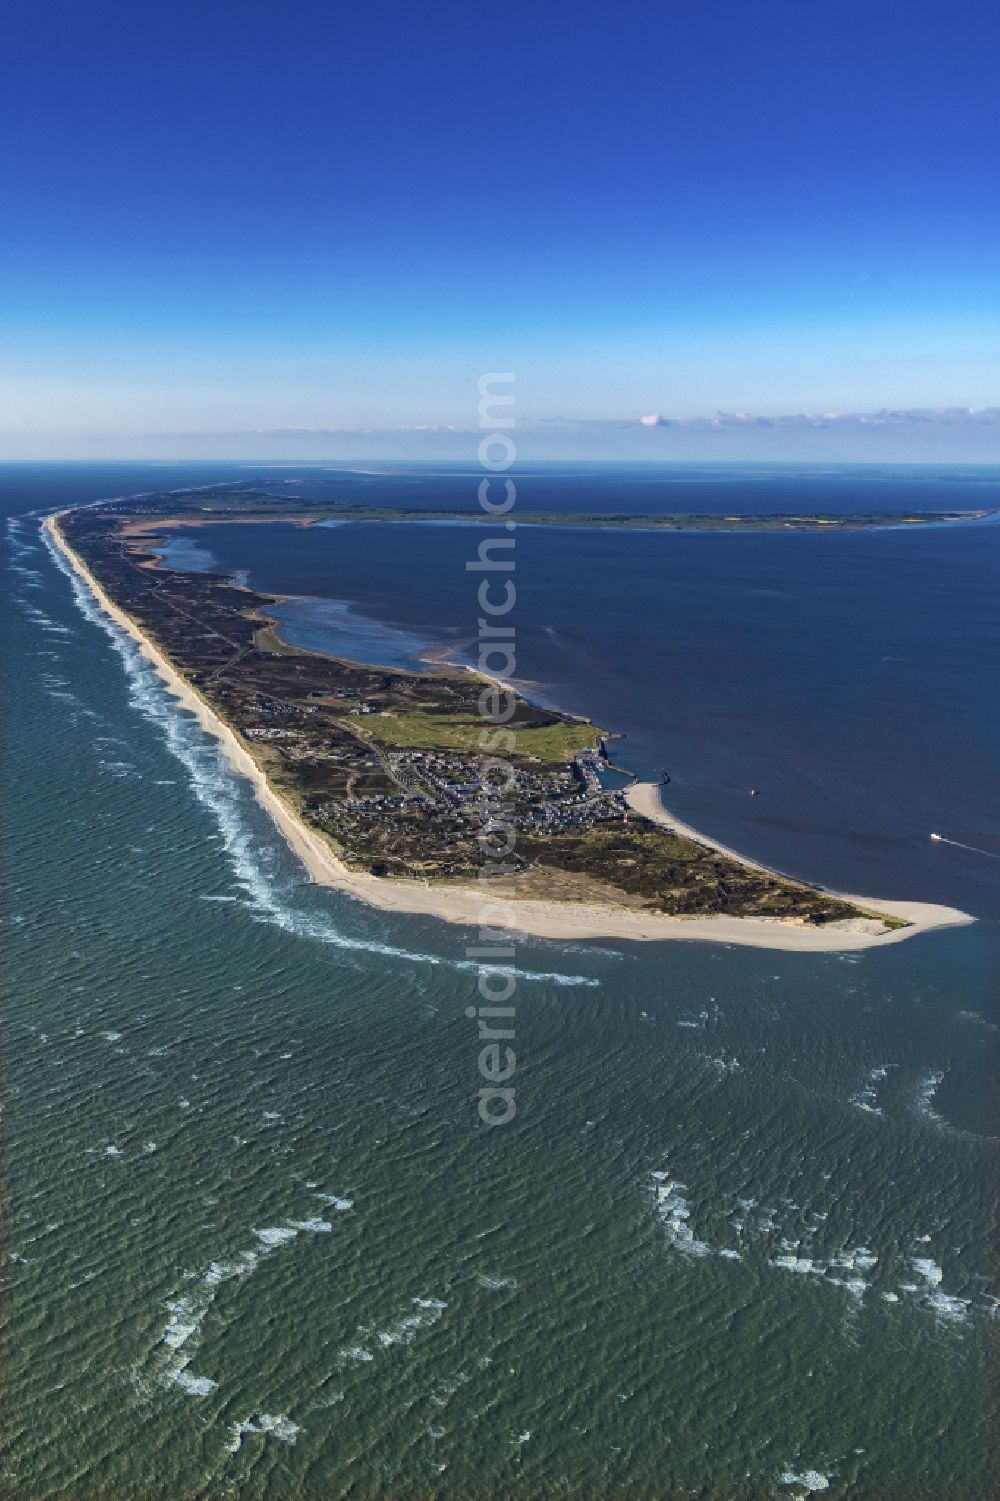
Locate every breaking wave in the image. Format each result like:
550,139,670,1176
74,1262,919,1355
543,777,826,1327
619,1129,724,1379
41,517,598,988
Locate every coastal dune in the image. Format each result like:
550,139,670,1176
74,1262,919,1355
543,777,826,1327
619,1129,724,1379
624,782,973,946
46,513,973,952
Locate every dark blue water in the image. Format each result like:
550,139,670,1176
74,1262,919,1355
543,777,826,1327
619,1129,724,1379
165,511,1000,922
219,459,1000,517
2,463,997,1500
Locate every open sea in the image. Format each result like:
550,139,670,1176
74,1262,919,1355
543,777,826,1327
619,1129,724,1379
1,462,997,1500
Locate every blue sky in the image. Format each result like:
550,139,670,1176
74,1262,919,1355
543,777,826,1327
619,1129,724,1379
1,0,997,457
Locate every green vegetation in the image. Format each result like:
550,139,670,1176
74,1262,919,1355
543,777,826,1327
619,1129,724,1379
59,497,898,928
253,622,304,655
111,487,993,534
367,708,600,761
520,824,861,921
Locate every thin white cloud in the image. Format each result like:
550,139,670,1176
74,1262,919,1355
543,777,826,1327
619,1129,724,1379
631,407,1000,431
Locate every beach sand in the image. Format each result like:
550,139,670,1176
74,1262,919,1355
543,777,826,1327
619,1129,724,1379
46,513,973,952
624,781,972,945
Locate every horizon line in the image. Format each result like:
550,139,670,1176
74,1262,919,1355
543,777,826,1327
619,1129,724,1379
3,455,1000,468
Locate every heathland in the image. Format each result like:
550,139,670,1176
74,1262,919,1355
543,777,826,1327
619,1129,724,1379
45,490,976,948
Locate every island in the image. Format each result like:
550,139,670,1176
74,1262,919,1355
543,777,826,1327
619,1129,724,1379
89,482,994,531
44,491,976,950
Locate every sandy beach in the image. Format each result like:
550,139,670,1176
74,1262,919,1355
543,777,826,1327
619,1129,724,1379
46,513,974,952
624,781,973,945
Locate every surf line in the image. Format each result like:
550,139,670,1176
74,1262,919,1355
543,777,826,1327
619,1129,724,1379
466,371,521,1128
41,511,598,991
930,833,1000,860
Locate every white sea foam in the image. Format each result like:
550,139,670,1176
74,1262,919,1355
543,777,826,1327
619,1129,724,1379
771,1255,817,1275
253,1226,299,1248
899,1252,969,1323
769,1242,879,1303
98,758,141,778
42,516,598,989
650,1172,711,1256
203,1252,259,1286
147,1208,341,1399
340,1296,448,1366
162,1299,201,1351
957,1009,998,1032
850,1063,892,1116
676,1008,709,1029
913,1070,946,1126
781,1468,831,1492
927,1291,969,1321
700,1052,740,1075
909,1256,943,1286
172,1370,218,1397
315,1193,353,1211
227,1412,302,1453
16,599,73,636
716,1175,976,1324
827,1275,867,1300
831,1246,878,1274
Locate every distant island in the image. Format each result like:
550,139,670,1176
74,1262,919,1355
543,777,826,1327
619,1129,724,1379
45,492,975,950
95,483,995,532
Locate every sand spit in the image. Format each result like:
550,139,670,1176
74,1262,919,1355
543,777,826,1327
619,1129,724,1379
624,782,973,946
46,514,973,952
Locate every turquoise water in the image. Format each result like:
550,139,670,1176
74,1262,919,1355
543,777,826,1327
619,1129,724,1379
1,467,996,1499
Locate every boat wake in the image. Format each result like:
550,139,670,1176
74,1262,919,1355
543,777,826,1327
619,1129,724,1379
929,832,1000,860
